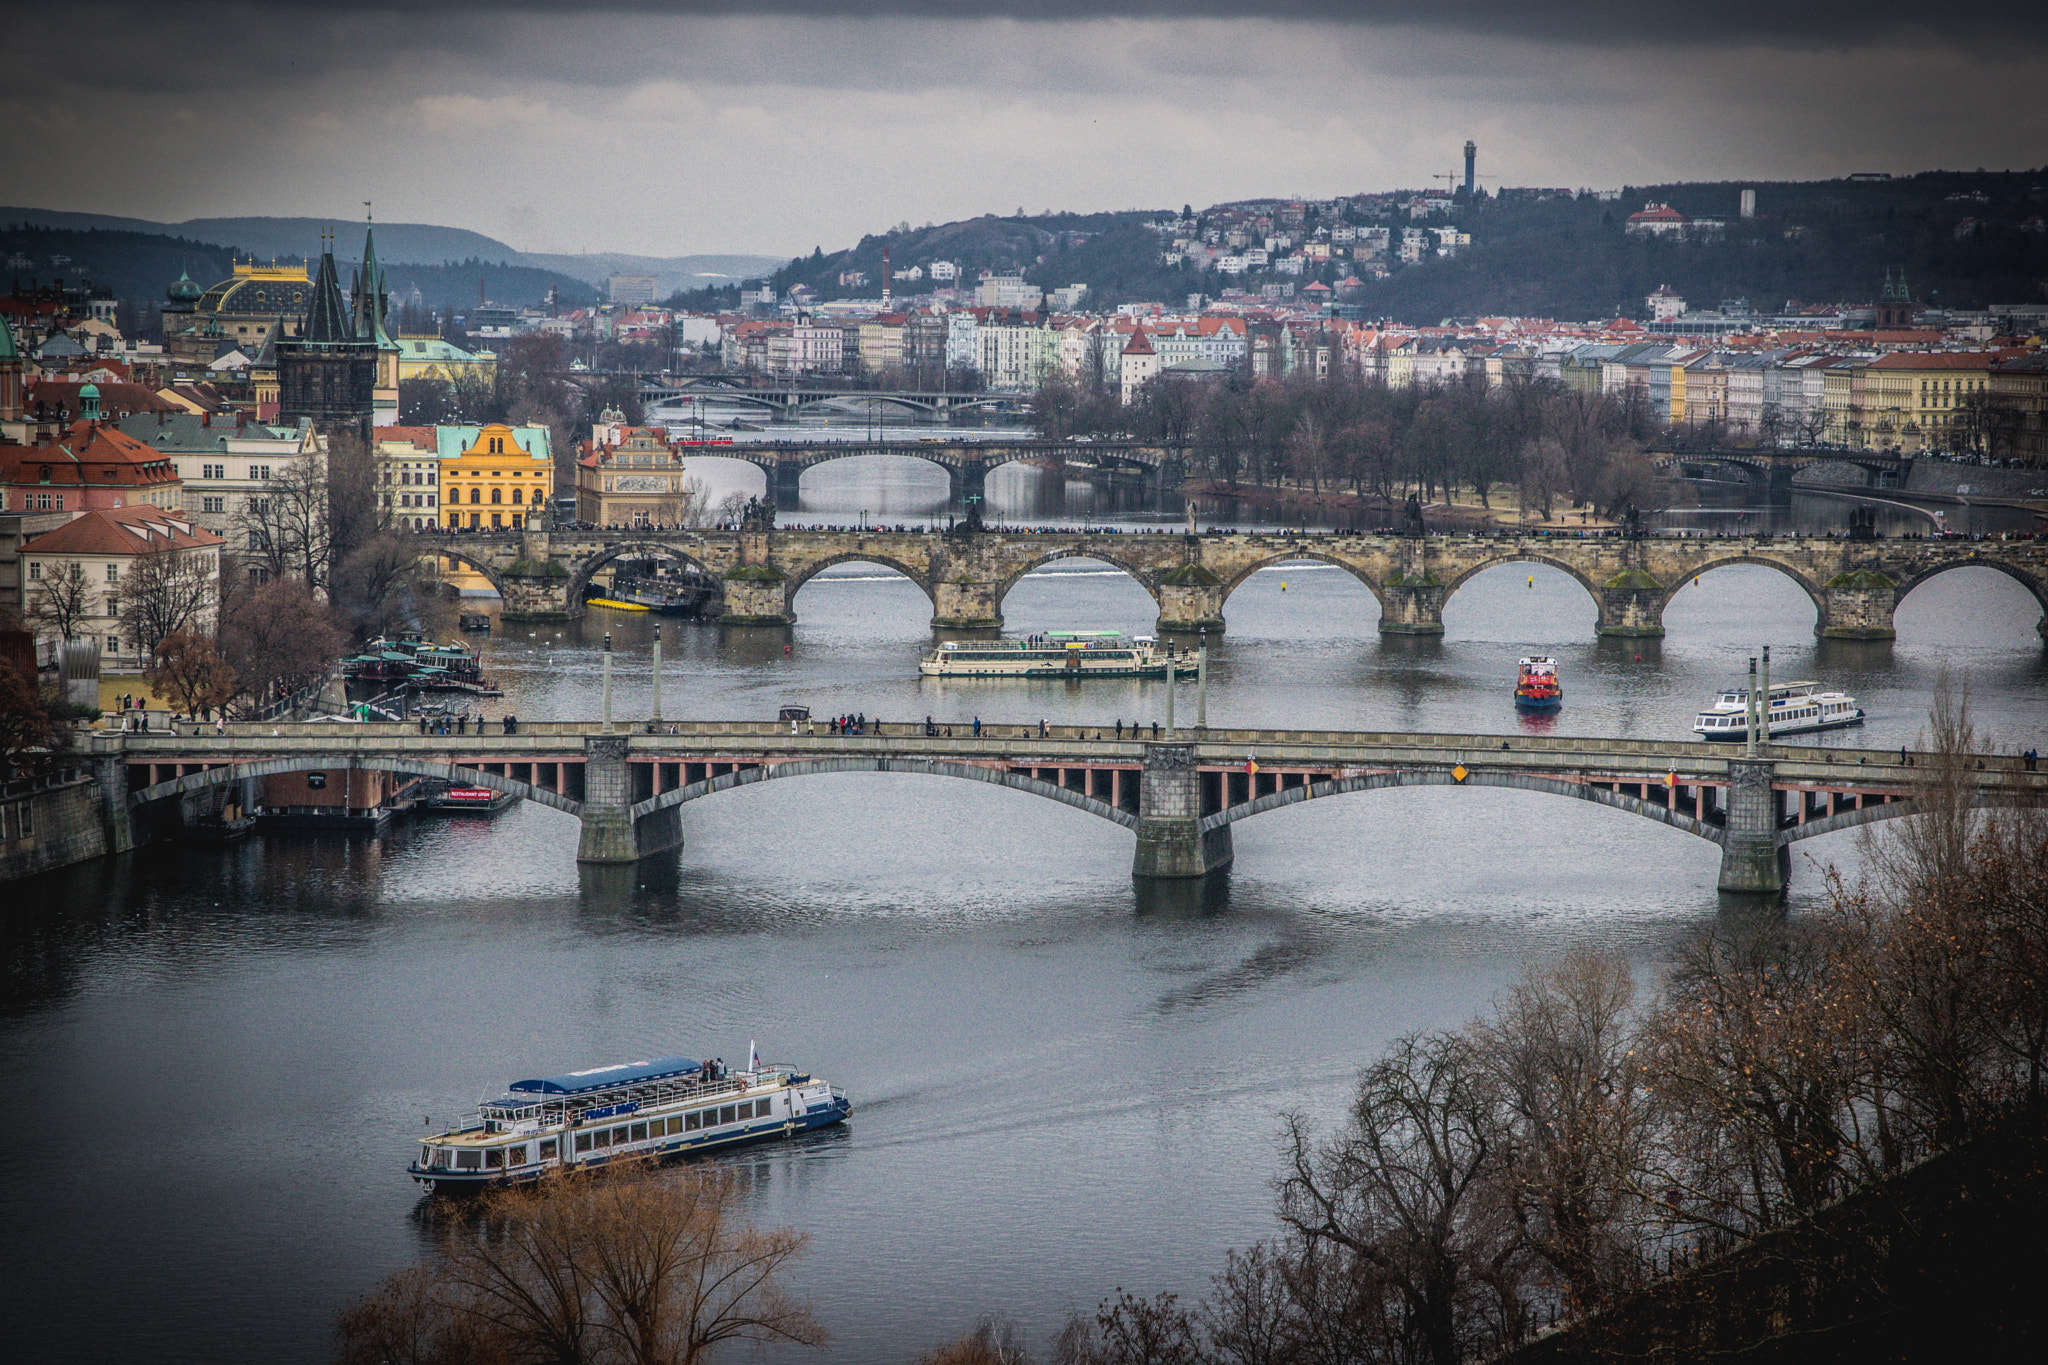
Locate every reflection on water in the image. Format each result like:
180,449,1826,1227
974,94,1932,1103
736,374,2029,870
4,507,2044,1364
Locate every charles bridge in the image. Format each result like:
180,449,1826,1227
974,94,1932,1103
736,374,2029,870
430,523,2048,641
91,723,2045,894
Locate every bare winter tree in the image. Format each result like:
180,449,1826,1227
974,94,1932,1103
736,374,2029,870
27,561,95,643
334,1167,825,1365
220,575,344,711
119,542,216,662
145,631,238,720
239,454,331,588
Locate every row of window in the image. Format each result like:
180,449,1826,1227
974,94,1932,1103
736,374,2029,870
430,1098,778,1172
448,512,524,530
449,487,527,504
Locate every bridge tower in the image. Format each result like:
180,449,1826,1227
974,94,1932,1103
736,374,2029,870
576,736,684,863
1132,742,1233,879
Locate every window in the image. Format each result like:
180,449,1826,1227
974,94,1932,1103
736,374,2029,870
685,1111,701,1131
738,1101,755,1120
251,465,270,481
485,1148,504,1169
106,564,120,583
202,496,224,514
202,463,224,480
492,512,503,529
26,562,38,581
491,487,501,503
719,1105,737,1126
511,514,522,530
512,488,523,504
539,1138,558,1160
574,1132,593,1153
593,1128,611,1149
612,1125,629,1145
470,488,480,503
426,494,436,507
455,1149,481,1170
630,1122,647,1142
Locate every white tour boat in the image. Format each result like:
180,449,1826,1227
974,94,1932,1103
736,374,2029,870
409,1051,851,1193
1691,680,1865,741
920,630,1198,680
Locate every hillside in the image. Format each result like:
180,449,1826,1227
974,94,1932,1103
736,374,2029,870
0,208,780,296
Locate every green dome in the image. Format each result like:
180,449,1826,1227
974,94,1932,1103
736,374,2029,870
79,382,101,398
167,270,203,303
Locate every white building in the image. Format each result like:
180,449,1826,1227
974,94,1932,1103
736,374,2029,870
19,505,224,670
114,412,324,541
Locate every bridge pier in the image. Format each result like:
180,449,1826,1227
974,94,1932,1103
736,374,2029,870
1379,578,1446,635
1132,742,1233,879
769,460,805,511
1598,570,1667,637
950,458,989,510
1157,559,1225,634
93,751,137,857
577,737,684,863
1818,571,1898,641
1717,758,1786,896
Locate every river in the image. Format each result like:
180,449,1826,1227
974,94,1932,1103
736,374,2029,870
3,453,2044,1364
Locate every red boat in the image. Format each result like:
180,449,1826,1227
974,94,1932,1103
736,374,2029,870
1514,656,1563,710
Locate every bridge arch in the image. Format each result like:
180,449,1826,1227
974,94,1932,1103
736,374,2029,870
1892,556,2048,636
630,756,1136,829
1198,769,1722,842
1217,550,1389,614
1441,553,1606,618
567,541,722,608
428,546,514,600
994,546,1164,614
785,551,938,609
1650,555,1826,627
126,756,581,815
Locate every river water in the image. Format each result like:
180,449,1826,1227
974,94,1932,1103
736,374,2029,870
5,453,2045,1364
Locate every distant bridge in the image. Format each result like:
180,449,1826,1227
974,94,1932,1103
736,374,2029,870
1653,447,1916,496
421,524,2048,640
594,437,1175,507
92,723,2044,893
638,375,1021,419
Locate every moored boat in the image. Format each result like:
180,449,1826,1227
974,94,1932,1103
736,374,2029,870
1513,656,1563,710
1692,680,1864,740
920,631,1197,680
409,1052,852,1193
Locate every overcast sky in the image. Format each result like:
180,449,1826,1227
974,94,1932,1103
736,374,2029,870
7,2,2044,260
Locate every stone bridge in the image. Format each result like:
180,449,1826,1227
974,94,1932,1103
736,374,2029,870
430,524,2048,639
1652,447,1916,496
91,723,2045,894
600,438,1174,507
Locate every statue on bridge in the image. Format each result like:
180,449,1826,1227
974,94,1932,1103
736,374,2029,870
1622,502,1646,540
1402,494,1427,538
1848,505,1878,542
949,495,985,536
740,495,777,531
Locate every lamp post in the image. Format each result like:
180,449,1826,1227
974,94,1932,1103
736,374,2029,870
602,632,614,733
1196,627,1208,730
651,636,662,725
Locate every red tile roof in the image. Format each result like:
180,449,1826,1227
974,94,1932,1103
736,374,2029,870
0,421,182,490
20,504,224,556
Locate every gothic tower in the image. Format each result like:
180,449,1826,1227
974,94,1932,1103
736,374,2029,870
1875,267,1916,330
276,231,378,446
351,219,401,427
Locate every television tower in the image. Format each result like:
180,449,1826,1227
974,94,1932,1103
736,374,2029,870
881,246,892,310
1463,141,1477,197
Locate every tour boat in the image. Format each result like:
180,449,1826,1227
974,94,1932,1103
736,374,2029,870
1691,681,1865,740
1513,656,1563,710
920,631,1198,680
409,1052,852,1193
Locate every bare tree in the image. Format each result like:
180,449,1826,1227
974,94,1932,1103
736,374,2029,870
336,1168,825,1365
27,561,94,643
239,454,331,588
220,575,343,710
146,632,237,720
119,542,216,663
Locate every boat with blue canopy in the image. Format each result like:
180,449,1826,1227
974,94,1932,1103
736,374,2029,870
408,1048,851,1192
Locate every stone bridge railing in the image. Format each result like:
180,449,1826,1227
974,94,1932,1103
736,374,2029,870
431,525,2048,640
92,725,2047,893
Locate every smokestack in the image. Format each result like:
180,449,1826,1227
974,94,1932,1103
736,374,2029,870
1740,188,1756,219
1463,140,1476,197
882,246,892,310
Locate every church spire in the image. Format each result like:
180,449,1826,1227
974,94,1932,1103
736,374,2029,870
302,230,355,344
354,213,395,348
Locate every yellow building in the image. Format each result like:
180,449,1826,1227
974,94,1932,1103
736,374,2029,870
394,335,497,386
1860,352,1996,452
440,423,552,532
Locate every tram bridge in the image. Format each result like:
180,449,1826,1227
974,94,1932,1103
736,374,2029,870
91,723,2044,893
427,523,2048,640
638,376,1020,420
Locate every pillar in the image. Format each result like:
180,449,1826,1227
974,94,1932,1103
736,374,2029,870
1157,562,1226,634
950,457,989,509
1597,569,1667,637
1132,741,1233,879
93,750,137,856
1717,759,1787,895
576,736,684,863
933,578,1002,630
1379,575,1445,634
1818,570,1898,641
719,565,793,625
771,459,804,510
499,567,576,622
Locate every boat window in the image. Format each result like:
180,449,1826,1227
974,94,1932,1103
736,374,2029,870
593,1129,611,1149
420,1146,432,1166
630,1122,648,1142
456,1150,482,1170
612,1125,629,1145
574,1132,592,1153
432,1149,450,1168
720,1105,737,1125
485,1148,505,1169
664,1116,683,1136
738,1101,754,1120
510,1145,528,1167
539,1139,558,1160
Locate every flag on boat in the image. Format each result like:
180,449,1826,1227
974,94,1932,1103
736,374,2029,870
749,1040,759,1071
